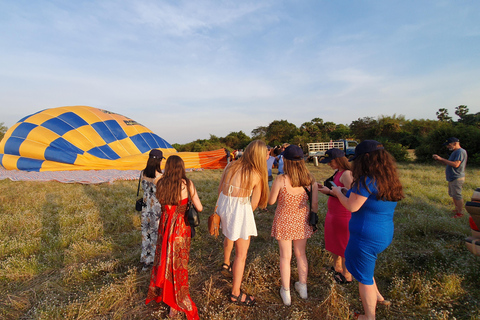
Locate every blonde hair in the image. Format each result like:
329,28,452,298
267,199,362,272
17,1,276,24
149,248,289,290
283,159,314,187
224,140,269,208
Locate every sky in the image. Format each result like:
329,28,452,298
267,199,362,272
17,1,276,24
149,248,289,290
1,0,479,144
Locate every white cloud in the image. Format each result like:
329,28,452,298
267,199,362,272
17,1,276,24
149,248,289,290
1,0,479,144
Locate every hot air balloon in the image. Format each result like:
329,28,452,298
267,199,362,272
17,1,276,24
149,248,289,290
0,106,227,171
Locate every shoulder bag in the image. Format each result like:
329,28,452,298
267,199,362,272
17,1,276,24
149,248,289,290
135,171,145,211
324,170,338,191
185,183,200,228
303,184,318,232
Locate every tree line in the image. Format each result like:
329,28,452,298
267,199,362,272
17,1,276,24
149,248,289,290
173,105,480,165
0,106,479,164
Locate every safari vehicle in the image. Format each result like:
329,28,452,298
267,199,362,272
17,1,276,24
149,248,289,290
307,139,358,165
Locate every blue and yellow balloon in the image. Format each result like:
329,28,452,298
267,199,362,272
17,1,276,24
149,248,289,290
0,106,178,171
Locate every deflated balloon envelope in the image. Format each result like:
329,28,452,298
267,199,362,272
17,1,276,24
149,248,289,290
0,106,175,171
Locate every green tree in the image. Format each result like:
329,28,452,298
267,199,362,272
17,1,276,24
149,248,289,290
222,131,251,150
454,105,469,120
436,108,452,122
400,118,445,148
0,122,6,142
323,121,337,133
299,121,321,139
458,112,480,127
299,118,340,142
265,120,298,146
251,126,268,140
349,117,377,141
453,105,480,127
329,124,351,140
415,123,480,165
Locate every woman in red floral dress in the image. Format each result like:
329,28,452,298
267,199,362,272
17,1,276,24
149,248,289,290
145,155,203,320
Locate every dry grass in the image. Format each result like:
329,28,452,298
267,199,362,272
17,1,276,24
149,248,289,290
0,163,479,319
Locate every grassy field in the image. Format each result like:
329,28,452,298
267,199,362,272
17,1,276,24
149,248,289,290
1,163,479,320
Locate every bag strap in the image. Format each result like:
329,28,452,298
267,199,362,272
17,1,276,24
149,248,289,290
327,170,338,183
303,185,312,212
186,180,193,207
136,170,143,197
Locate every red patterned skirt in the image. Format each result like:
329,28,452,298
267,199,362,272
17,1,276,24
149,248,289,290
145,198,199,320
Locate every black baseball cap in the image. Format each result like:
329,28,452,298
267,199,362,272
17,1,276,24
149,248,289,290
350,140,384,161
319,148,345,163
283,145,304,161
149,149,165,159
443,137,459,146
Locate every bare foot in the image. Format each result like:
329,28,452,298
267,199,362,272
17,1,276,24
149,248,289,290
168,307,178,318
355,314,372,320
342,272,353,282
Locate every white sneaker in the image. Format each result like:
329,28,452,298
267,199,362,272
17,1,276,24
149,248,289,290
295,281,308,299
280,287,291,306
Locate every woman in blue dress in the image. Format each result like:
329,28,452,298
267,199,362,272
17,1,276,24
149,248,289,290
332,140,404,320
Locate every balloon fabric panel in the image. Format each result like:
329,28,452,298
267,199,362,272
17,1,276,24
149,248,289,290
0,106,226,172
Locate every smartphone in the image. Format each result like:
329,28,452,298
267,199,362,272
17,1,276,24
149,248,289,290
330,181,337,188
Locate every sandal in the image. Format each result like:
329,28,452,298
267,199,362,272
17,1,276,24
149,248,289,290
325,266,336,273
230,291,256,306
377,299,391,307
333,272,352,284
221,263,232,277
221,263,232,272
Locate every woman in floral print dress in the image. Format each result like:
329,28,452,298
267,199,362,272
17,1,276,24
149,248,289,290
269,145,318,306
140,149,165,270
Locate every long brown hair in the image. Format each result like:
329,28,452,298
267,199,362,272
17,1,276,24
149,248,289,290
332,157,351,171
351,149,404,201
283,159,314,187
224,140,269,208
156,155,190,205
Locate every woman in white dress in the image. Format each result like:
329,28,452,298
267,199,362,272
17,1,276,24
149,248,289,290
216,140,269,306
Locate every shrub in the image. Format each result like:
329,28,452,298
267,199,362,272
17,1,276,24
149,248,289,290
415,124,480,165
380,141,410,162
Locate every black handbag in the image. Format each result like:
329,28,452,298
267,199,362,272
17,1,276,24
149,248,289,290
185,184,200,228
135,171,145,212
324,171,337,190
303,184,318,232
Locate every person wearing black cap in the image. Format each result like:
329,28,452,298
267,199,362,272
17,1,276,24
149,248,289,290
317,148,353,284
139,149,165,271
331,140,404,320
269,145,318,305
433,137,467,218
